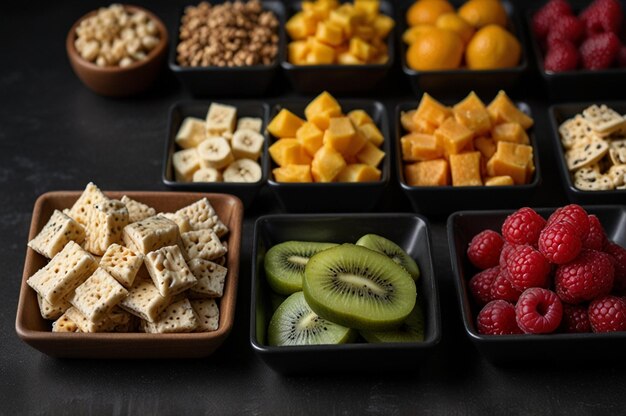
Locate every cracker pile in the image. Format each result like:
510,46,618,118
27,182,229,333
559,104,626,191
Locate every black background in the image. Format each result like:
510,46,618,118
1,1,625,415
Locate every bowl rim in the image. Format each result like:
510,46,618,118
394,99,542,191
249,212,442,353
547,101,626,197
15,190,243,346
66,4,169,73
447,205,626,343
161,99,271,189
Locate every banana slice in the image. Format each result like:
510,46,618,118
223,159,262,183
206,103,237,136
237,117,263,133
175,117,207,149
198,137,234,170
193,167,222,183
231,129,264,161
173,148,200,182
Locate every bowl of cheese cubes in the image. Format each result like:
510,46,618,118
15,182,243,358
162,100,270,207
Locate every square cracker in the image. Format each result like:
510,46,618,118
144,245,197,297
160,212,192,234
119,278,170,322
69,268,129,322
83,199,129,256
63,307,122,333
187,258,227,298
582,104,626,135
175,198,229,237
122,215,180,255
27,241,98,304
28,209,85,259
141,299,198,333
52,312,79,332
38,294,71,320
181,230,227,261
121,195,156,223
99,243,143,288
68,182,108,226
190,299,219,332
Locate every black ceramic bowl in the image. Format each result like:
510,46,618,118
525,1,626,100
399,0,528,97
548,102,626,205
162,100,270,207
396,100,541,215
267,99,390,212
251,213,441,375
281,1,395,94
448,206,626,364
168,1,286,97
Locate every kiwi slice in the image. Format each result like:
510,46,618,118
360,300,425,343
264,241,338,295
303,244,416,331
356,234,420,281
268,291,355,346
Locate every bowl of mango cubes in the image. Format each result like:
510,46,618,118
396,90,541,214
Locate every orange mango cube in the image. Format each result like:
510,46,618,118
486,141,533,185
268,109,305,138
311,145,347,182
305,91,342,121
414,93,452,127
356,141,385,167
487,90,534,130
453,92,492,136
269,139,312,167
296,122,324,157
449,151,482,186
348,109,374,127
401,133,443,161
336,164,381,182
316,21,344,46
357,123,384,147
492,122,530,145
404,159,449,186
435,118,474,157
485,176,514,186
273,164,313,183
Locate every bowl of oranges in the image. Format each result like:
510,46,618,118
400,0,528,95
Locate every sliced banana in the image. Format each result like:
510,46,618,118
193,167,222,183
175,117,207,149
237,117,263,133
223,159,262,183
172,148,200,182
197,137,234,170
206,103,237,136
231,129,264,160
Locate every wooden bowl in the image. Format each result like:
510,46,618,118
15,191,243,359
66,5,168,97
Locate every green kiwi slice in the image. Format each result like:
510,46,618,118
268,292,355,346
356,234,420,281
264,241,338,295
303,244,416,331
360,300,425,343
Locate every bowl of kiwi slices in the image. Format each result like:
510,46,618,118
250,213,441,374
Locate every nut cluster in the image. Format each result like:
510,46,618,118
176,0,279,67
74,4,161,68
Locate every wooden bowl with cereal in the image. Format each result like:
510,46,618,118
66,4,168,97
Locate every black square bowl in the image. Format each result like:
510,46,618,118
281,1,395,94
399,0,528,97
548,102,626,205
162,100,270,207
396,100,541,215
251,213,441,375
448,206,626,364
267,99,390,212
525,1,626,101
168,1,286,97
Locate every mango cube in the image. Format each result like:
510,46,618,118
487,90,534,130
354,25,376,41
373,14,394,38
474,137,496,159
329,5,359,36
449,152,482,186
286,12,317,40
414,93,452,127
296,122,324,157
404,159,449,186
323,117,365,156
485,176,514,186
268,109,305,138
338,52,364,65
336,164,381,182
349,37,375,61
401,133,443,162
356,141,385,167
289,41,311,64
305,91,342,121
357,123,384,147
348,109,374,127
354,0,380,20
435,118,474,157
453,92,492,136
492,122,530,145
273,164,313,183
311,146,347,182
306,38,336,64
316,21,344,46
486,141,533,185
269,139,312,167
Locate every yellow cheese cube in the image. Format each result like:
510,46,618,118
449,152,482,186
435,118,474,157
453,92,492,136
404,159,449,186
414,93,452,127
401,133,443,161
486,141,533,185
474,137,496,159
492,122,530,144
487,90,534,130
268,109,305,138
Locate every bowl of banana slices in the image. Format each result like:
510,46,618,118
162,100,270,207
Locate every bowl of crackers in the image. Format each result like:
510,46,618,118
15,183,243,358
549,102,626,205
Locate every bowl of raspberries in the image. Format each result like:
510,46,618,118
528,0,626,98
448,204,626,363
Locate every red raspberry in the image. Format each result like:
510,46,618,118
555,249,615,304
499,242,517,270
604,242,626,292
580,0,623,36
579,32,621,70
547,204,590,240
516,288,563,334
583,215,607,251
588,295,626,332
538,221,582,264
561,304,591,333
469,267,499,306
467,230,504,270
544,40,580,72
477,300,522,335
618,45,626,67
502,207,547,246
491,268,522,303
547,16,584,45
532,0,573,39
506,245,551,291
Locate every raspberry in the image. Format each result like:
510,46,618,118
579,32,621,70
547,204,590,240
555,249,615,304
547,16,584,45
538,221,582,264
588,295,626,332
467,230,504,270
532,0,573,39
499,242,517,270
583,215,607,251
506,245,551,291
490,268,522,303
544,40,579,72
469,267,499,306
561,304,591,333
604,242,626,292
580,0,623,36
501,207,547,246
516,288,563,334
477,300,522,335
